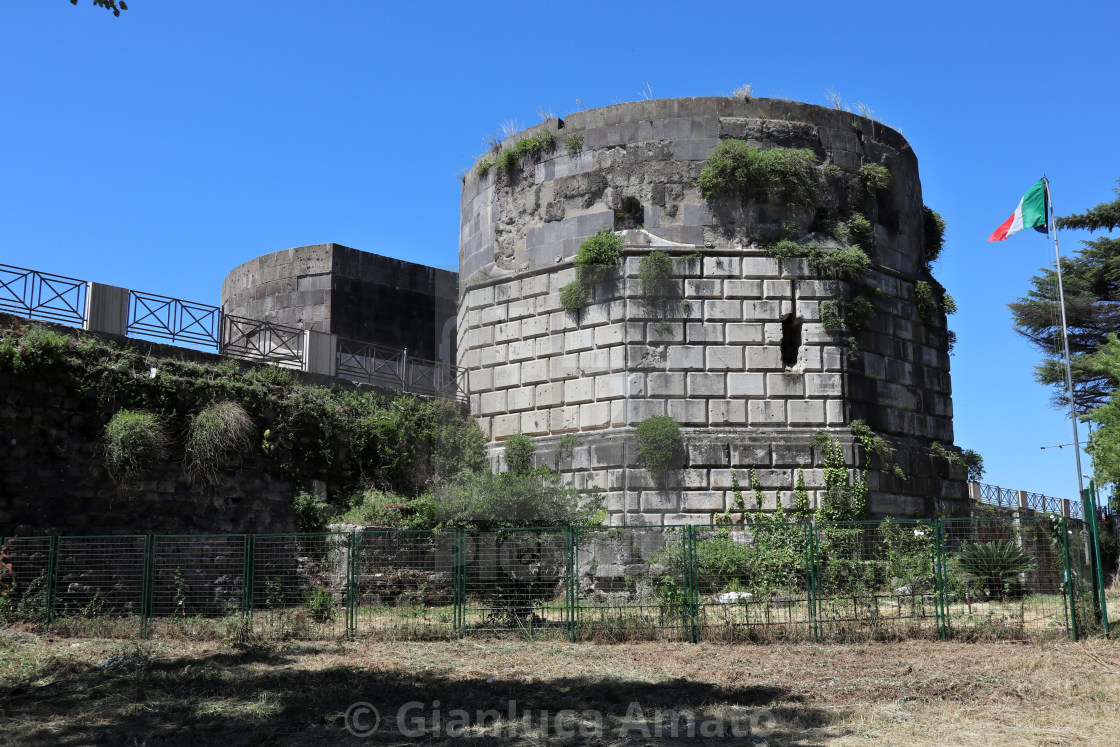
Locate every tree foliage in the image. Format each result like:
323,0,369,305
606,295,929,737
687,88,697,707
1010,179,1120,412
70,0,128,17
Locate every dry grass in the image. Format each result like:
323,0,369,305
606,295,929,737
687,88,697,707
1,629,1117,745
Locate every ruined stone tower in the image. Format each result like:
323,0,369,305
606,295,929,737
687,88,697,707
457,97,967,524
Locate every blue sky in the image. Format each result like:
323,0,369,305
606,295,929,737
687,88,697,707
3,1,1118,501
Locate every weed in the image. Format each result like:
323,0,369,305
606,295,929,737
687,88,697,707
476,158,495,178
293,489,329,532
635,415,680,473
573,228,623,282
637,250,673,301
922,206,946,270
807,245,870,281
845,212,874,247
504,433,535,475
103,409,168,483
729,83,753,99
559,280,590,314
564,133,584,155
497,130,557,175
858,163,892,195
0,325,70,373
698,141,819,209
914,280,937,320
763,239,812,261
820,299,843,331
304,586,335,623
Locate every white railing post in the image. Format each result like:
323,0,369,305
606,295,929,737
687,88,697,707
84,282,130,336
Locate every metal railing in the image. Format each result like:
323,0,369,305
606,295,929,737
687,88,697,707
336,335,465,400
973,482,1082,520
1,516,1108,644
0,262,466,401
0,264,87,326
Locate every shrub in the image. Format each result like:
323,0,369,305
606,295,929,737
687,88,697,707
573,228,623,282
0,325,70,373
858,163,891,194
846,295,876,329
417,470,603,531
636,415,681,473
564,133,584,155
637,250,673,301
103,409,168,483
504,433,535,475
954,540,1034,600
820,299,843,331
807,244,870,281
476,158,494,178
845,212,873,247
293,489,330,532
303,586,335,623
559,280,590,313
184,401,254,485
243,364,293,388
914,280,937,320
762,239,812,261
698,141,819,209
497,130,557,174
922,206,946,269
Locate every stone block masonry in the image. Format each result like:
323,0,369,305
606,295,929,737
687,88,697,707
457,97,967,523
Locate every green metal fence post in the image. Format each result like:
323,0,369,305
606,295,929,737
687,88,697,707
1084,483,1110,635
453,530,463,637
45,536,59,628
140,535,154,638
346,531,358,638
803,522,816,643
932,520,946,640
241,534,254,636
688,525,700,643
1061,517,1078,642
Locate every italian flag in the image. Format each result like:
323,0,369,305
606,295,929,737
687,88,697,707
988,178,1048,241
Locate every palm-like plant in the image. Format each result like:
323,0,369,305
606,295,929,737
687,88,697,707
954,540,1035,600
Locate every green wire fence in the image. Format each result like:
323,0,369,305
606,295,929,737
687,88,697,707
0,515,1111,643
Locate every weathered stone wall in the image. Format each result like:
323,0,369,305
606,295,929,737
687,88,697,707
0,316,405,537
457,97,966,523
222,243,458,362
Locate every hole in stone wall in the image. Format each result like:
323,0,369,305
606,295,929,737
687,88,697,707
780,314,802,368
614,197,644,230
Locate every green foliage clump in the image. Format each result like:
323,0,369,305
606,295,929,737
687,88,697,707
637,250,673,301
103,409,168,483
844,212,874,248
184,401,254,485
762,239,814,261
858,163,892,194
0,325,71,373
476,158,494,178
922,206,947,270
559,280,591,314
812,432,868,521
573,228,623,281
807,244,870,281
697,141,819,209
563,133,584,155
915,280,955,322
930,442,985,482
497,129,557,174
416,470,603,531
504,433,535,475
293,489,330,532
303,586,335,623
635,415,681,473
954,540,1034,600
819,299,843,331
850,419,904,481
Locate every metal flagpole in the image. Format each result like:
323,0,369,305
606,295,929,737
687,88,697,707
1043,176,1087,504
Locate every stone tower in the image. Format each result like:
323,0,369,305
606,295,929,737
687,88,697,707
457,97,966,524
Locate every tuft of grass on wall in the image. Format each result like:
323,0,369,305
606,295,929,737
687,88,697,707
698,141,819,209
858,163,891,195
184,401,255,486
103,409,168,483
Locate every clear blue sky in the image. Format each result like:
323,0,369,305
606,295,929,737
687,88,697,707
3,1,1118,502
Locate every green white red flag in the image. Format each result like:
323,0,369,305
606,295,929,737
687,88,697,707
988,178,1048,241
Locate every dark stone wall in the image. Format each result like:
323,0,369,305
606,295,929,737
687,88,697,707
221,244,458,363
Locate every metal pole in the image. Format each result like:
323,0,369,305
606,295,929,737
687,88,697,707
1044,177,1087,508
1085,481,1111,634
1061,517,1078,641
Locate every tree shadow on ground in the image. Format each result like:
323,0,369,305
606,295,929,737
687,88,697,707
0,641,852,745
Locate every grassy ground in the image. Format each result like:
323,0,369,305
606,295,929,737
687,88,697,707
1,629,1118,745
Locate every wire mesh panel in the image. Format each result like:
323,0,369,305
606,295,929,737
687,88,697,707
52,536,146,638
693,523,813,642
940,517,1070,640
461,529,570,638
354,530,456,640
1067,519,1104,637
813,521,940,641
251,533,349,640
573,526,689,642
0,537,53,626
149,535,247,640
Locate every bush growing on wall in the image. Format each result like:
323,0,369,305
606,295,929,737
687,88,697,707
184,401,254,485
504,433,535,475
698,141,819,209
636,415,681,473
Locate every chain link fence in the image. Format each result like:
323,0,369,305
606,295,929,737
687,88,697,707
1,516,1111,643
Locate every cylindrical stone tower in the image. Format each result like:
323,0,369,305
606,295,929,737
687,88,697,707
457,97,966,523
